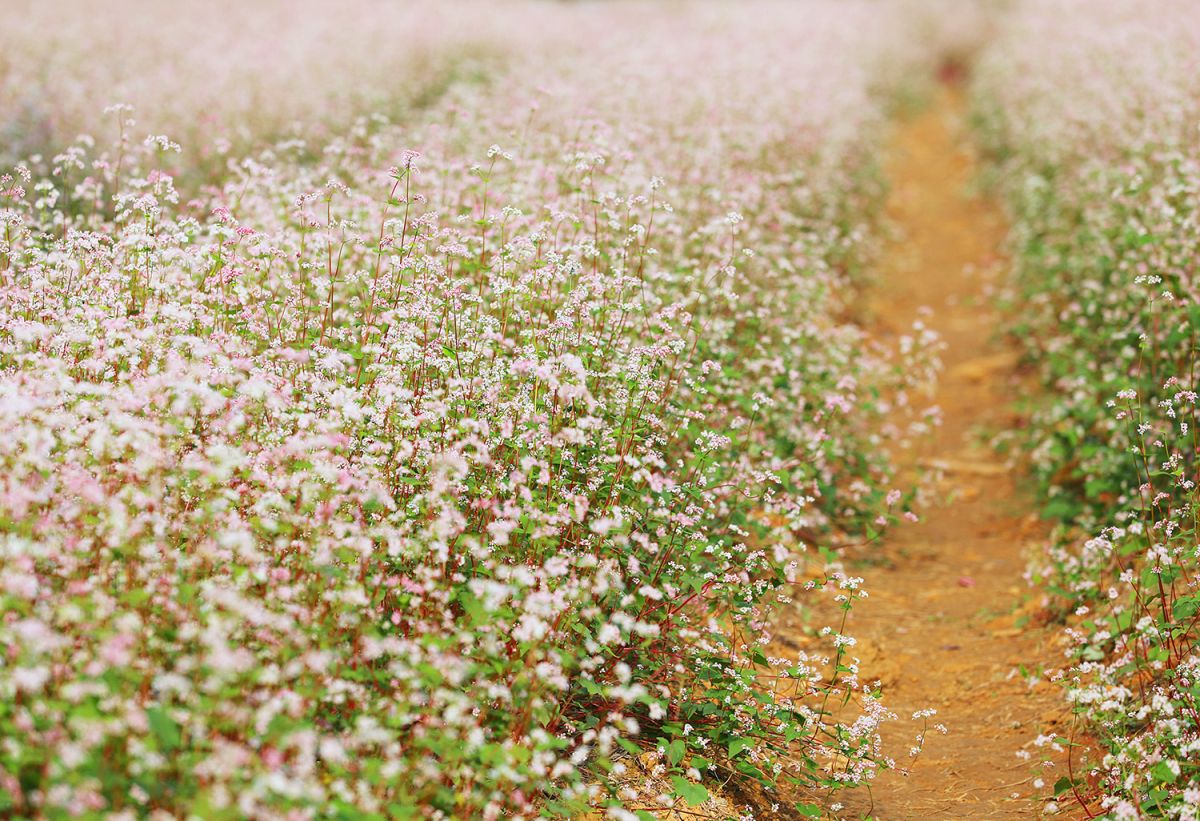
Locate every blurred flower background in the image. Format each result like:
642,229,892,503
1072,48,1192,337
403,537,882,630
2,0,1199,818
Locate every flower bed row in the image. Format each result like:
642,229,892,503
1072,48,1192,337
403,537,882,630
972,1,1200,816
0,4,936,818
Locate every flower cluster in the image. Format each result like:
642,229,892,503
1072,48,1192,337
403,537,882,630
972,1,1200,816
0,3,938,818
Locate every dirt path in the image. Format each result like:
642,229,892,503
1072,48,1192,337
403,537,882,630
622,86,1066,821
824,86,1062,818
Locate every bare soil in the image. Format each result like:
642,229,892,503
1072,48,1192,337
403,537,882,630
787,85,1065,819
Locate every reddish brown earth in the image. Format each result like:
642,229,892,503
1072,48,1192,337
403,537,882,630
831,86,1064,819
757,85,1068,819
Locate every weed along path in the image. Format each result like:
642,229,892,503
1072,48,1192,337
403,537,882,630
827,86,1062,818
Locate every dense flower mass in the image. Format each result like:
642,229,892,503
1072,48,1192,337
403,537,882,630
973,1,1200,816
0,0,538,167
0,3,940,817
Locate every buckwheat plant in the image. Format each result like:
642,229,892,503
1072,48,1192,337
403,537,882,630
0,3,936,818
974,1,1200,815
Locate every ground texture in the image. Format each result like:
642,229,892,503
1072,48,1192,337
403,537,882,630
818,87,1064,819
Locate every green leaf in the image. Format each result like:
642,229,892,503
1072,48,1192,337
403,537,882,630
335,804,383,821
670,776,709,807
147,706,181,751
1053,776,1076,797
578,677,602,696
728,737,751,758
1151,761,1178,784
1172,596,1198,621
795,802,823,817
667,738,685,765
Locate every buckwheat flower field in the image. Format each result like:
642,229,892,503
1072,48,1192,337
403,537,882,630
2,1,1198,819
975,1,1200,817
